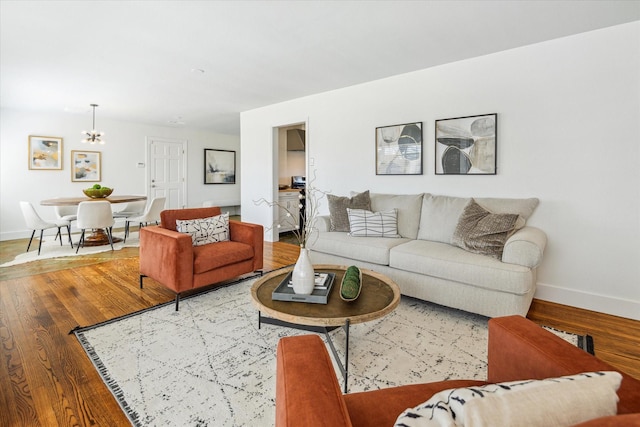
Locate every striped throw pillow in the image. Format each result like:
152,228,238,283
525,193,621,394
346,208,400,238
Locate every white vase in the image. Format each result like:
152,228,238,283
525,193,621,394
292,248,315,294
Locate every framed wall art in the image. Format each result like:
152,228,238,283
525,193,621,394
71,150,101,182
376,122,423,175
435,113,497,175
28,135,63,170
205,149,236,184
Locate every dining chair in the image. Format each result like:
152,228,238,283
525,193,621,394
53,204,78,242
20,201,73,255
124,197,166,243
112,199,146,219
76,201,116,253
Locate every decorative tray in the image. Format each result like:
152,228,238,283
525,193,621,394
340,266,362,302
272,271,336,304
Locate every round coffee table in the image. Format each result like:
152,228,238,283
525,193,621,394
251,264,400,392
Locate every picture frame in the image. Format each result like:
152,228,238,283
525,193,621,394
375,122,423,175
435,113,497,175
28,135,63,170
204,149,236,184
71,150,102,182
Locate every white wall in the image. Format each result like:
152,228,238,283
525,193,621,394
241,22,640,320
0,109,240,240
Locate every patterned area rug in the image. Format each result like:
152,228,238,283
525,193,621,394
73,276,589,426
0,232,139,267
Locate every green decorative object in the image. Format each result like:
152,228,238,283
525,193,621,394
340,266,362,301
83,186,113,198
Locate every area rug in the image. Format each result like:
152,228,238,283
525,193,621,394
0,232,139,267
73,276,590,427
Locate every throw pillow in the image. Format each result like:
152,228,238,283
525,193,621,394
346,208,400,238
394,371,622,427
176,213,229,246
452,199,519,259
327,190,371,232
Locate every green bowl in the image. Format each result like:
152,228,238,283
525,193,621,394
83,188,114,198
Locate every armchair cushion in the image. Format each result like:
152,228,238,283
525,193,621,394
193,241,255,274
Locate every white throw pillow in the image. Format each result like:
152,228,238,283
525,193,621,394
176,213,229,246
394,371,622,427
347,208,400,238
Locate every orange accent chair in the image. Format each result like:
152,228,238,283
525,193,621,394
139,207,263,310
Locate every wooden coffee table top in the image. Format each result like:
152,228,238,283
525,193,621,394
250,264,401,327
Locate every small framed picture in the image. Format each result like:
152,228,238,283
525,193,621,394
204,149,236,184
376,122,423,175
71,150,101,182
28,136,63,170
435,113,497,175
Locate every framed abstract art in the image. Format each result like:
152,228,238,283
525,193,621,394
375,122,423,175
435,113,497,175
28,135,63,170
71,150,101,182
204,149,236,184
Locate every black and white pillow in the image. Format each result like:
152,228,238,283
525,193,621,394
394,371,621,427
176,213,229,246
347,208,400,238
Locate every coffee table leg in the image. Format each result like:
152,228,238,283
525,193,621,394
257,312,351,393
323,318,350,393
344,318,350,393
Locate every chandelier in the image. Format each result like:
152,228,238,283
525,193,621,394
81,104,105,144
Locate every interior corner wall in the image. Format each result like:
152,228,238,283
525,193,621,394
0,108,240,240
241,21,640,320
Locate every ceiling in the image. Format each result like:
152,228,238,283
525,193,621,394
1,1,639,135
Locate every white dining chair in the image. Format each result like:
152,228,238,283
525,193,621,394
53,204,78,243
20,201,73,255
76,201,116,253
112,200,146,219
124,197,166,242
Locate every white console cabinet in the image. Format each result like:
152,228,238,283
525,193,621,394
278,191,301,233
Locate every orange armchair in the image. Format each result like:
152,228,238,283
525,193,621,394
139,207,263,310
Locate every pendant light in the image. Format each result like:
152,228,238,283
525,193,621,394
81,104,105,144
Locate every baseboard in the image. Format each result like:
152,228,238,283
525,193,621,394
535,282,640,321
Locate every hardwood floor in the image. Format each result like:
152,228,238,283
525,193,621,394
1,239,638,426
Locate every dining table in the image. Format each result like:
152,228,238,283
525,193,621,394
41,195,147,246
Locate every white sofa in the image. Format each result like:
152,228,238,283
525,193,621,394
307,192,547,318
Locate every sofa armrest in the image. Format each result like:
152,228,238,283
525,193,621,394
501,226,547,268
139,226,194,293
313,215,331,233
276,335,352,427
229,220,264,270
488,315,640,415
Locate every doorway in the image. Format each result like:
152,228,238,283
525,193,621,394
146,137,187,209
274,123,307,243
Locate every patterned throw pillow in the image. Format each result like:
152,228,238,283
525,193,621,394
394,371,622,427
452,199,519,259
347,208,400,238
327,190,371,232
176,213,229,246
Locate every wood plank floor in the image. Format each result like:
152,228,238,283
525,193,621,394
1,239,639,426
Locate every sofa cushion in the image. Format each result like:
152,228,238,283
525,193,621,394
394,371,621,427
369,193,424,239
176,213,230,246
327,190,371,232
347,208,400,238
193,240,254,274
389,240,533,295
475,196,539,220
306,231,411,266
417,194,470,243
452,199,519,259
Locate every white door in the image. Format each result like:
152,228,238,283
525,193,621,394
147,137,187,209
